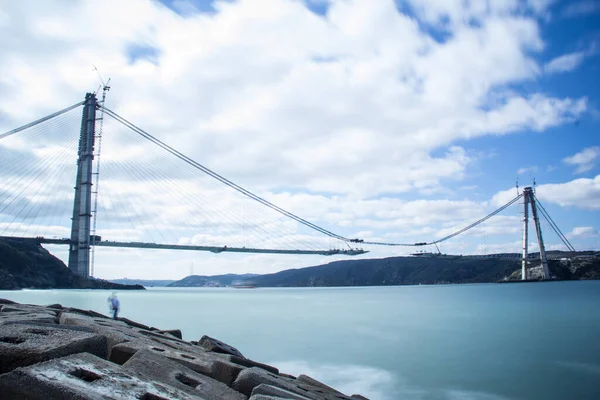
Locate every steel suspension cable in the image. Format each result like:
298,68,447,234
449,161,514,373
361,193,524,246
533,194,576,252
1,136,79,236
98,106,528,249
0,101,84,140
101,106,352,242
99,128,302,249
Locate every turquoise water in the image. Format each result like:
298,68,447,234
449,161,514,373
1,281,599,400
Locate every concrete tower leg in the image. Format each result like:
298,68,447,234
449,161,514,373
530,193,550,279
521,189,530,280
67,93,97,277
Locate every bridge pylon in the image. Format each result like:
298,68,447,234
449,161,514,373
521,187,550,280
67,93,97,277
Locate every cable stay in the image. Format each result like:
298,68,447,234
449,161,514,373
98,105,530,251
533,194,576,252
0,101,85,140
0,98,577,258
100,106,355,244
361,193,525,247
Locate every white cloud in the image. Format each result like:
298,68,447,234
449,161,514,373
563,146,600,173
490,187,522,208
497,176,600,211
517,166,539,175
0,0,594,278
567,226,598,238
0,0,586,198
544,51,586,74
492,175,600,210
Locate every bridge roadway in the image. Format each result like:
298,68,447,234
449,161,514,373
415,252,579,261
1,236,367,256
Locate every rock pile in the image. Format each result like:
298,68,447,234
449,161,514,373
0,299,368,400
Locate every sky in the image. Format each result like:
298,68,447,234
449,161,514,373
0,0,599,280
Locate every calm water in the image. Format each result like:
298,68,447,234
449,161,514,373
1,281,599,400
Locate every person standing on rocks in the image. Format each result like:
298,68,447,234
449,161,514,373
108,292,120,319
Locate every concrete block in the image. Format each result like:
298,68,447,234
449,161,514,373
130,329,232,357
45,303,64,309
297,374,344,395
157,328,183,339
60,312,152,358
1,304,57,315
350,395,370,400
62,307,108,319
200,335,245,358
138,328,191,345
251,384,312,399
59,311,128,328
227,355,279,374
111,341,244,385
117,316,156,330
233,367,353,400
0,311,58,325
0,323,108,373
0,352,205,400
1,305,29,313
124,349,247,400
2,321,94,333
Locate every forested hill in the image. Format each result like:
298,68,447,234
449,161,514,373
251,256,522,287
0,238,144,290
168,273,259,287
168,254,600,288
251,254,600,287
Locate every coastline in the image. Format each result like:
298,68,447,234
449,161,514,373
0,298,368,399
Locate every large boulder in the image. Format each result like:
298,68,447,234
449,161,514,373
0,352,204,400
0,323,108,373
123,349,247,400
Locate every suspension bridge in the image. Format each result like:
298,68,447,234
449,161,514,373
0,93,575,281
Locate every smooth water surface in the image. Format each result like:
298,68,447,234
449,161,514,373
1,281,599,400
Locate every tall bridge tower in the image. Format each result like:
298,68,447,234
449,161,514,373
67,93,97,276
521,186,550,280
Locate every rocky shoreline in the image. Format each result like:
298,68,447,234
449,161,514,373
0,238,145,291
0,299,367,399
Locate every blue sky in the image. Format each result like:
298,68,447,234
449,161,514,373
0,0,598,278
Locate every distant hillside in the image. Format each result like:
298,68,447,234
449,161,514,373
168,273,259,287
159,253,600,288
109,279,176,287
250,256,523,287
0,238,144,290
247,255,599,287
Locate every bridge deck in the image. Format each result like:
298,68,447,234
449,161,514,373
0,236,367,256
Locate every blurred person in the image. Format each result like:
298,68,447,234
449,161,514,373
107,292,120,319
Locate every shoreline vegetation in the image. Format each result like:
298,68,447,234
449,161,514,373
1,237,598,291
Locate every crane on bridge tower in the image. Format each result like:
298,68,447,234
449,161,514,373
90,67,111,277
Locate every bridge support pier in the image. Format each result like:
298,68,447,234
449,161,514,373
521,191,529,280
521,187,550,280
67,93,97,277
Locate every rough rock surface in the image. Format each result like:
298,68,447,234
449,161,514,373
0,237,145,290
0,299,369,399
